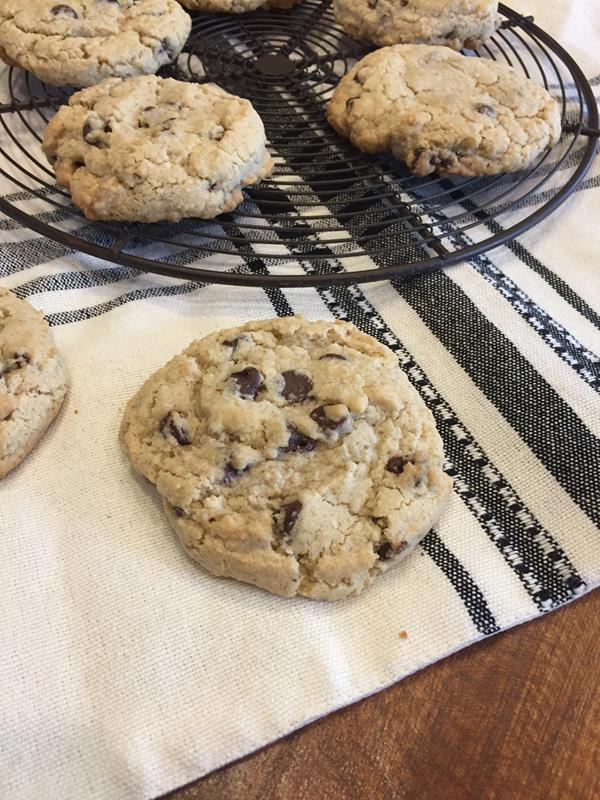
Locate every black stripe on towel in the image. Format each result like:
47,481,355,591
421,530,500,634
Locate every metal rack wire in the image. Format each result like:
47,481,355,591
0,2,597,287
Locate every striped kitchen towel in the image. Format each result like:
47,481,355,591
0,1,599,798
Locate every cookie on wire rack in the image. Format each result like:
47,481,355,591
0,0,191,88
120,317,453,600
42,75,273,223
327,44,562,177
333,0,500,51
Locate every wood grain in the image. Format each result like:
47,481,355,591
163,589,600,800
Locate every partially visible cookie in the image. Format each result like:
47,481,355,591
333,0,500,50
0,0,191,88
42,75,273,222
177,0,298,13
327,45,562,177
0,289,68,479
120,317,452,600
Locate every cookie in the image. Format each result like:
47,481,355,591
333,0,500,50
327,45,562,177
42,75,273,222
120,317,452,600
177,0,298,13
0,0,191,88
0,289,68,479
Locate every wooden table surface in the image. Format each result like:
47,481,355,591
164,589,600,800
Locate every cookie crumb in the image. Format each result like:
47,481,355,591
399,630,408,639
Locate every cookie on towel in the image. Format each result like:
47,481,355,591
0,288,68,479
120,316,452,600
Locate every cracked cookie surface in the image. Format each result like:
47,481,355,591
120,317,452,600
333,0,500,50
0,288,68,479
0,0,191,88
42,75,273,222
327,45,561,177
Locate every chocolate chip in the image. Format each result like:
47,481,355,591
310,405,348,431
160,411,191,445
222,461,250,484
159,39,175,60
477,104,496,118
143,106,155,112
1,352,30,376
223,336,240,348
346,97,358,110
230,367,262,398
173,506,185,517
376,540,407,560
51,4,78,17
367,0,377,7
103,122,112,133
376,541,394,560
319,353,346,361
411,147,425,164
281,500,302,537
281,371,312,404
385,456,409,474
284,423,316,453
82,122,101,146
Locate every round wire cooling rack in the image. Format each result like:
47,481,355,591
0,2,598,288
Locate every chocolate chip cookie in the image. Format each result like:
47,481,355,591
42,75,273,222
0,0,191,88
327,45,562,177
0,288,68,479
120,317,452,600
333,0,500,50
